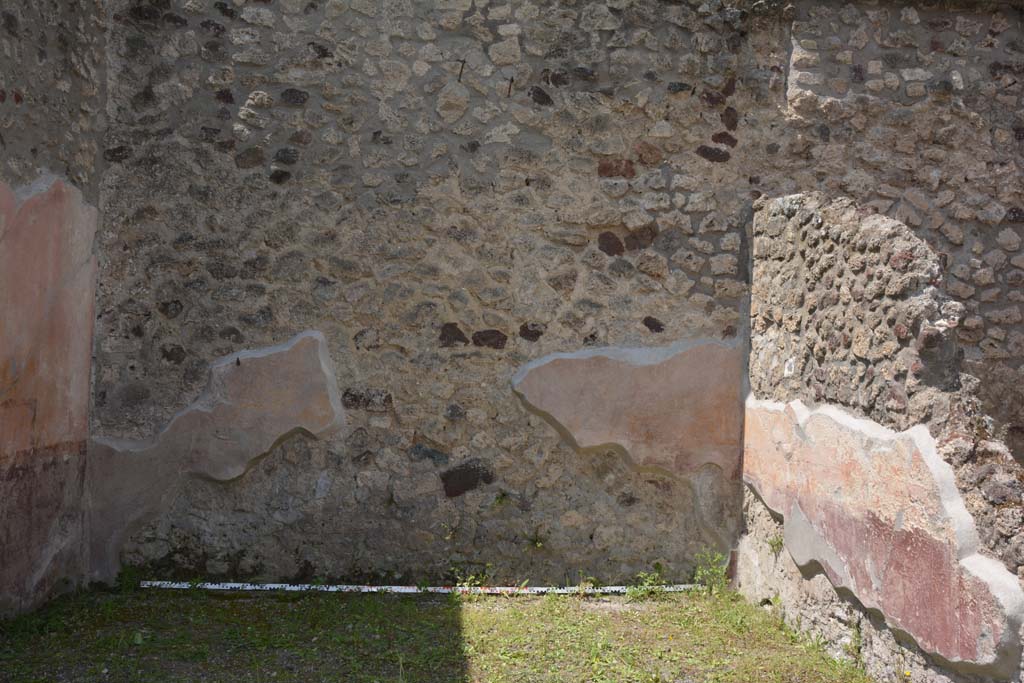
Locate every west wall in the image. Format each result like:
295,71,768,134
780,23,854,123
0,1,104,613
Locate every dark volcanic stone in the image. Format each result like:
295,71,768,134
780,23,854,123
696,145,730,163
653,228,686,256
711,131,738,147
157,300,183,319
529,85,553,106
269,170,292,184
199,19,225,35
129,6,162,23
668,81,691,93
472,329,508,349
519,322,546,342
308,42,331,59
445,404,466,420
643,316,665,333
597,231,625,256
160,344,187,364
281,88,309,105
235,147,264,169
103,146,133,163
2,11,19,38
608,258,635,278
702,89,726,106
239,305,274,328
624,225,657,251
573,66,596,80
410,443,449,467
542,69,570,86
721,106,739,131
439,322,470,347
441,459,495,498
218,326,244,343
274,147,300,164
342,388,393,412
162,13,188,27
213,1,237,18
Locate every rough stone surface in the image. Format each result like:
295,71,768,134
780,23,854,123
87,331,344,583
0,178,98,615
513,340,744,552
0,1,103,195
742,193,1024,682
77,0,1023,592
744,398,1024,677
1,7,1023,672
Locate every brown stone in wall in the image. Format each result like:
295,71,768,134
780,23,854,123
597,158,636,179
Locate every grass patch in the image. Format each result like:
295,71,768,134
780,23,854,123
1,586,872,682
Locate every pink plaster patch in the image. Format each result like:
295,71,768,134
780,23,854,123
744,399,1024,675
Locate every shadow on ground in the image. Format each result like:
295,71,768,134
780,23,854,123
0,588,468,682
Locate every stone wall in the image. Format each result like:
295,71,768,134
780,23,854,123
739,193,1024,681
92,0,766,585
0,0,105,195
1,0,1023,647
85,0,1023,589
81,0,1024,589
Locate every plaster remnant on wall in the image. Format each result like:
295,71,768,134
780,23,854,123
0,177,98,615
86,331,345,584
513,340,744,478
744,397,1024,677
512,340,745,549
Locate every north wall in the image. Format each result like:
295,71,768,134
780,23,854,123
2,1,1024,680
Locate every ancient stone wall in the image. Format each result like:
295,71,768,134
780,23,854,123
92,0,767,585
739,193,1024,681
0,0,105,195
1,0,1024,646
83,0,1024,588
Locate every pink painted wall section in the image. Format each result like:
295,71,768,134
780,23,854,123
0,178,98,614
743,399,1024,677
512,341,744,480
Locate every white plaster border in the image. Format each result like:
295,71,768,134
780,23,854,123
141,581,697,596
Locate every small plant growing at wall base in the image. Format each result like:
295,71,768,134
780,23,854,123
693,549,729,596
844,619,863,666
573,571,602,596
768,534,785,556
451,563,493,600
626,562,667,601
